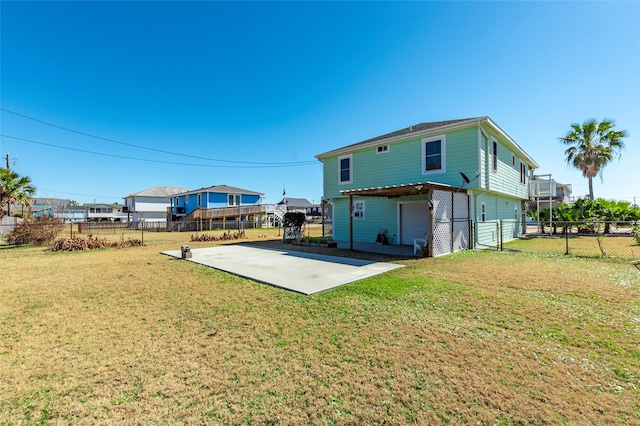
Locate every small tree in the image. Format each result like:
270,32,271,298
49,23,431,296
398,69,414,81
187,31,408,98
559,118,628,200
0,168,35,218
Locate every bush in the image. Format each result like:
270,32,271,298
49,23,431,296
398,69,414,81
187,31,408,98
282,212,306,242
633,225,640,244
190,231,243,242
7,216,64,246
51,234,143,251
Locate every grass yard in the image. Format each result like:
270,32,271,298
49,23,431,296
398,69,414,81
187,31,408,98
505,234,640,259
1,229,639,424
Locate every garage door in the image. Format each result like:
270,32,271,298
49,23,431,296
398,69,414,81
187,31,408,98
399,201,429,245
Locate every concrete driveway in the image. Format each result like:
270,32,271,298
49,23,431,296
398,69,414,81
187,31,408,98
161,244,404,295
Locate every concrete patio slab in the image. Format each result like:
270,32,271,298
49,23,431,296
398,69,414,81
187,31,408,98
161,244,404,295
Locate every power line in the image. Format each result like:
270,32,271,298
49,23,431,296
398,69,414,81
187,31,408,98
37,188,122,200
0,134,318,169
0,108,317,166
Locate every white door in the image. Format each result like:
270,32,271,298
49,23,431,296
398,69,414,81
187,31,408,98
399,201,429,245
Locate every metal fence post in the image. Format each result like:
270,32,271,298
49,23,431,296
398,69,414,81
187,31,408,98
499,220,503,251
565,223,569,255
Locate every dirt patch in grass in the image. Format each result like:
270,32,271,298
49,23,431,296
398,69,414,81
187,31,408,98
1,231,639,424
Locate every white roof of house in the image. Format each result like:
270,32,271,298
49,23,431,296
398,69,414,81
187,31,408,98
126,186,190,198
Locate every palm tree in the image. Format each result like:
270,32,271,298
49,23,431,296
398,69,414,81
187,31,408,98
0,168,36,218
559,118,628,200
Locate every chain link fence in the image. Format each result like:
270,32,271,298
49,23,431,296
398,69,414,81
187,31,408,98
0,218,315,246
477,220,640,259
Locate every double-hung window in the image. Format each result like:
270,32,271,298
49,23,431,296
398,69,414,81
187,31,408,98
338,154,352,184
228,194,241,206
422,135,446,174
520,161,526,184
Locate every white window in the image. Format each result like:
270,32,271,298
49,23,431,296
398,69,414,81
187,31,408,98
197,193,202,207
520,161,526,184
338,154,352,184
186,195,190,204
514,207,518,220
422,135,446,174
353,200,365,219
376,145,389,154
228,194,241,206
481,202,486,222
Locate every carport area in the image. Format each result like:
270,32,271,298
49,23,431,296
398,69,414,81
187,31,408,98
161,244,404,295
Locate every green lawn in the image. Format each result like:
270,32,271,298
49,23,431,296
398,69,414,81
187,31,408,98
1,231,639,424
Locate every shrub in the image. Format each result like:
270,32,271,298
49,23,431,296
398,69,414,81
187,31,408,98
282,212,306,242
7,216,64,246
50,234,143,251
190,231,243,242
633,225,640,244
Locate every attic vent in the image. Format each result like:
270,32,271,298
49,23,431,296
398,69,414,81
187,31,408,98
376,145,389,154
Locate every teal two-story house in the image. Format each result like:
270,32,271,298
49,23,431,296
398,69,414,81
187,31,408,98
315,117,538,256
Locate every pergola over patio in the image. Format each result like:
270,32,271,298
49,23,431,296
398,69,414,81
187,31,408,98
340,181,470,257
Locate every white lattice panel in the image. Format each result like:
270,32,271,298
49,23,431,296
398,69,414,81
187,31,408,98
453,192,469,219
432,221,451,257
432,190,452,256
432,190,452,220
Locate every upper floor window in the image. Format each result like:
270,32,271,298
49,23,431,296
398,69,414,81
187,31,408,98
422,135,446,174
338,154,352,184
492,140,498,172
186,195,190,204
520,161,526,184
197,193,202,207
376,145,389,154
228,194,241,206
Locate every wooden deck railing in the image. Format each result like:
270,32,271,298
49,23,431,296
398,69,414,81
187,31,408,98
173,204,286,223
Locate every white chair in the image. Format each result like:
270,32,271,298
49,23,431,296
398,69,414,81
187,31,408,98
413,237,427,255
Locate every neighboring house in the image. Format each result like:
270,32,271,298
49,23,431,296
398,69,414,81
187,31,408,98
84,203,128,222
315,117,539,256
30,198,84,222
124,186,189,223
528,174,573,212
277,197,322,219
172,185,264,218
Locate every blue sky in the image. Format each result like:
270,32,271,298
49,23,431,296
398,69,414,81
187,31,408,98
1,1,638,205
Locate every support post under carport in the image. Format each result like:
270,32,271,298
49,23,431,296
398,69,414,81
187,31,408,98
427,189,434,257
349,194,353,250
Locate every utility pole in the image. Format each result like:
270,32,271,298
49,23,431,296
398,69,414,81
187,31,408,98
5,152,9,170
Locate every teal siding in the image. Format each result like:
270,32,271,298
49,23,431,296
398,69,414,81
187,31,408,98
323,127,479,200
484,128,529,199
321,120,535,250
333,195,433,244
471,191,523,247
333,197,400,244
